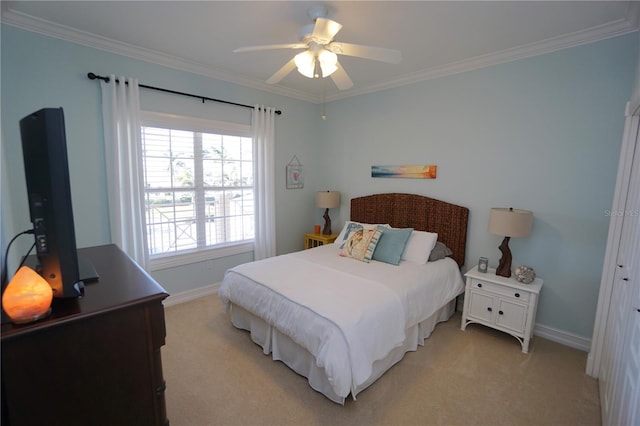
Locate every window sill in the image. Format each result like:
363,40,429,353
149,242,254,271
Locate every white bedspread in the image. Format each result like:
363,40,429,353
218,244,464,399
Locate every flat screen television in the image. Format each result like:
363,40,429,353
20,107,85,298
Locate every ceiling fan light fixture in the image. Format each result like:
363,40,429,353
235,9,400,90
294,50,315,78
318,50,338,77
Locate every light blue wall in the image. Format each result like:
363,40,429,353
1,23,637,339
321,33,637,338
1,25,323,295
632,31,640,111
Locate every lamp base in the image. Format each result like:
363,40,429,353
496,236,512,278
322,208,332,235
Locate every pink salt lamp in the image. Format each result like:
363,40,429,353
2,266,53,324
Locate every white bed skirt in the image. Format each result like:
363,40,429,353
229,298,457,404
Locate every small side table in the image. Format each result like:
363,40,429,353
304,233,337,249
461,265,543,353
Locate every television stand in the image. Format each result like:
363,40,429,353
1,244,170,426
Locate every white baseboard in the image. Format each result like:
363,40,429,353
163,282,220,307
534,323,591,352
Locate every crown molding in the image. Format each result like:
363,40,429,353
326,15,639,102
2,6,637,104
0,7,319,103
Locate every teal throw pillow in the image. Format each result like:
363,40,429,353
372,226,413,265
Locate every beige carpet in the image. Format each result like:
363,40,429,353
162,294,600,426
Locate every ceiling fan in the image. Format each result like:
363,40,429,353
233,6,402,90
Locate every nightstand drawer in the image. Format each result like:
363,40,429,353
470,279,530,302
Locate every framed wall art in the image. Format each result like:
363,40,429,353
286,155,303,189
371,165,437,179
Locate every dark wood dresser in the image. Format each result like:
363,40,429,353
1,244,169,426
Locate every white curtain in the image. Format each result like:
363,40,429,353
252,105,276,260
100,75,149,270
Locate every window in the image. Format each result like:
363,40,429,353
140,112,254,267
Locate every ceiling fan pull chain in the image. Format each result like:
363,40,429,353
322,83,327,121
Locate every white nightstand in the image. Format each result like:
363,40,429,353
461,265,543,353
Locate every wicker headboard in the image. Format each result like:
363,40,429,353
350,193,469,267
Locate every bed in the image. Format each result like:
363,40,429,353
218,193,469,404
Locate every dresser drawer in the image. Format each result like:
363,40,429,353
470,279,530,302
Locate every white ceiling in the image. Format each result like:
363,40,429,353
2,1,638,103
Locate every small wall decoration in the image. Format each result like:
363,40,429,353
286,155,303,189
371,165,437,179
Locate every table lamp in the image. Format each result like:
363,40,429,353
2,265,53,323
488,207,533,278
316,191,340,235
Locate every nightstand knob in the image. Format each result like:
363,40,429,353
487,307,492,312
515,293,520,298
477,283,483,288
498,310,504,315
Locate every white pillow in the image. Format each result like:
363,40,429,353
401,230,439,264
335,221,390,246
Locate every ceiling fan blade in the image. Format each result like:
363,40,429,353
328,42,402,64
234,43,307,53
330,62,353,90
312,18,342,43
266,58,297,84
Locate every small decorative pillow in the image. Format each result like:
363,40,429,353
428,241,454,262
372,226,413,265
340,228,383,263
336,222,364,247
335,221,390,247
401,230,439,264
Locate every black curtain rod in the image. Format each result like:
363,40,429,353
87,72,282,115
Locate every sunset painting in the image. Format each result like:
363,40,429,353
371,165,437,179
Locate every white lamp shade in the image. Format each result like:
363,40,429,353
316,191,340,209
295,51,315,78
318,50,338,77
488,208,533,238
